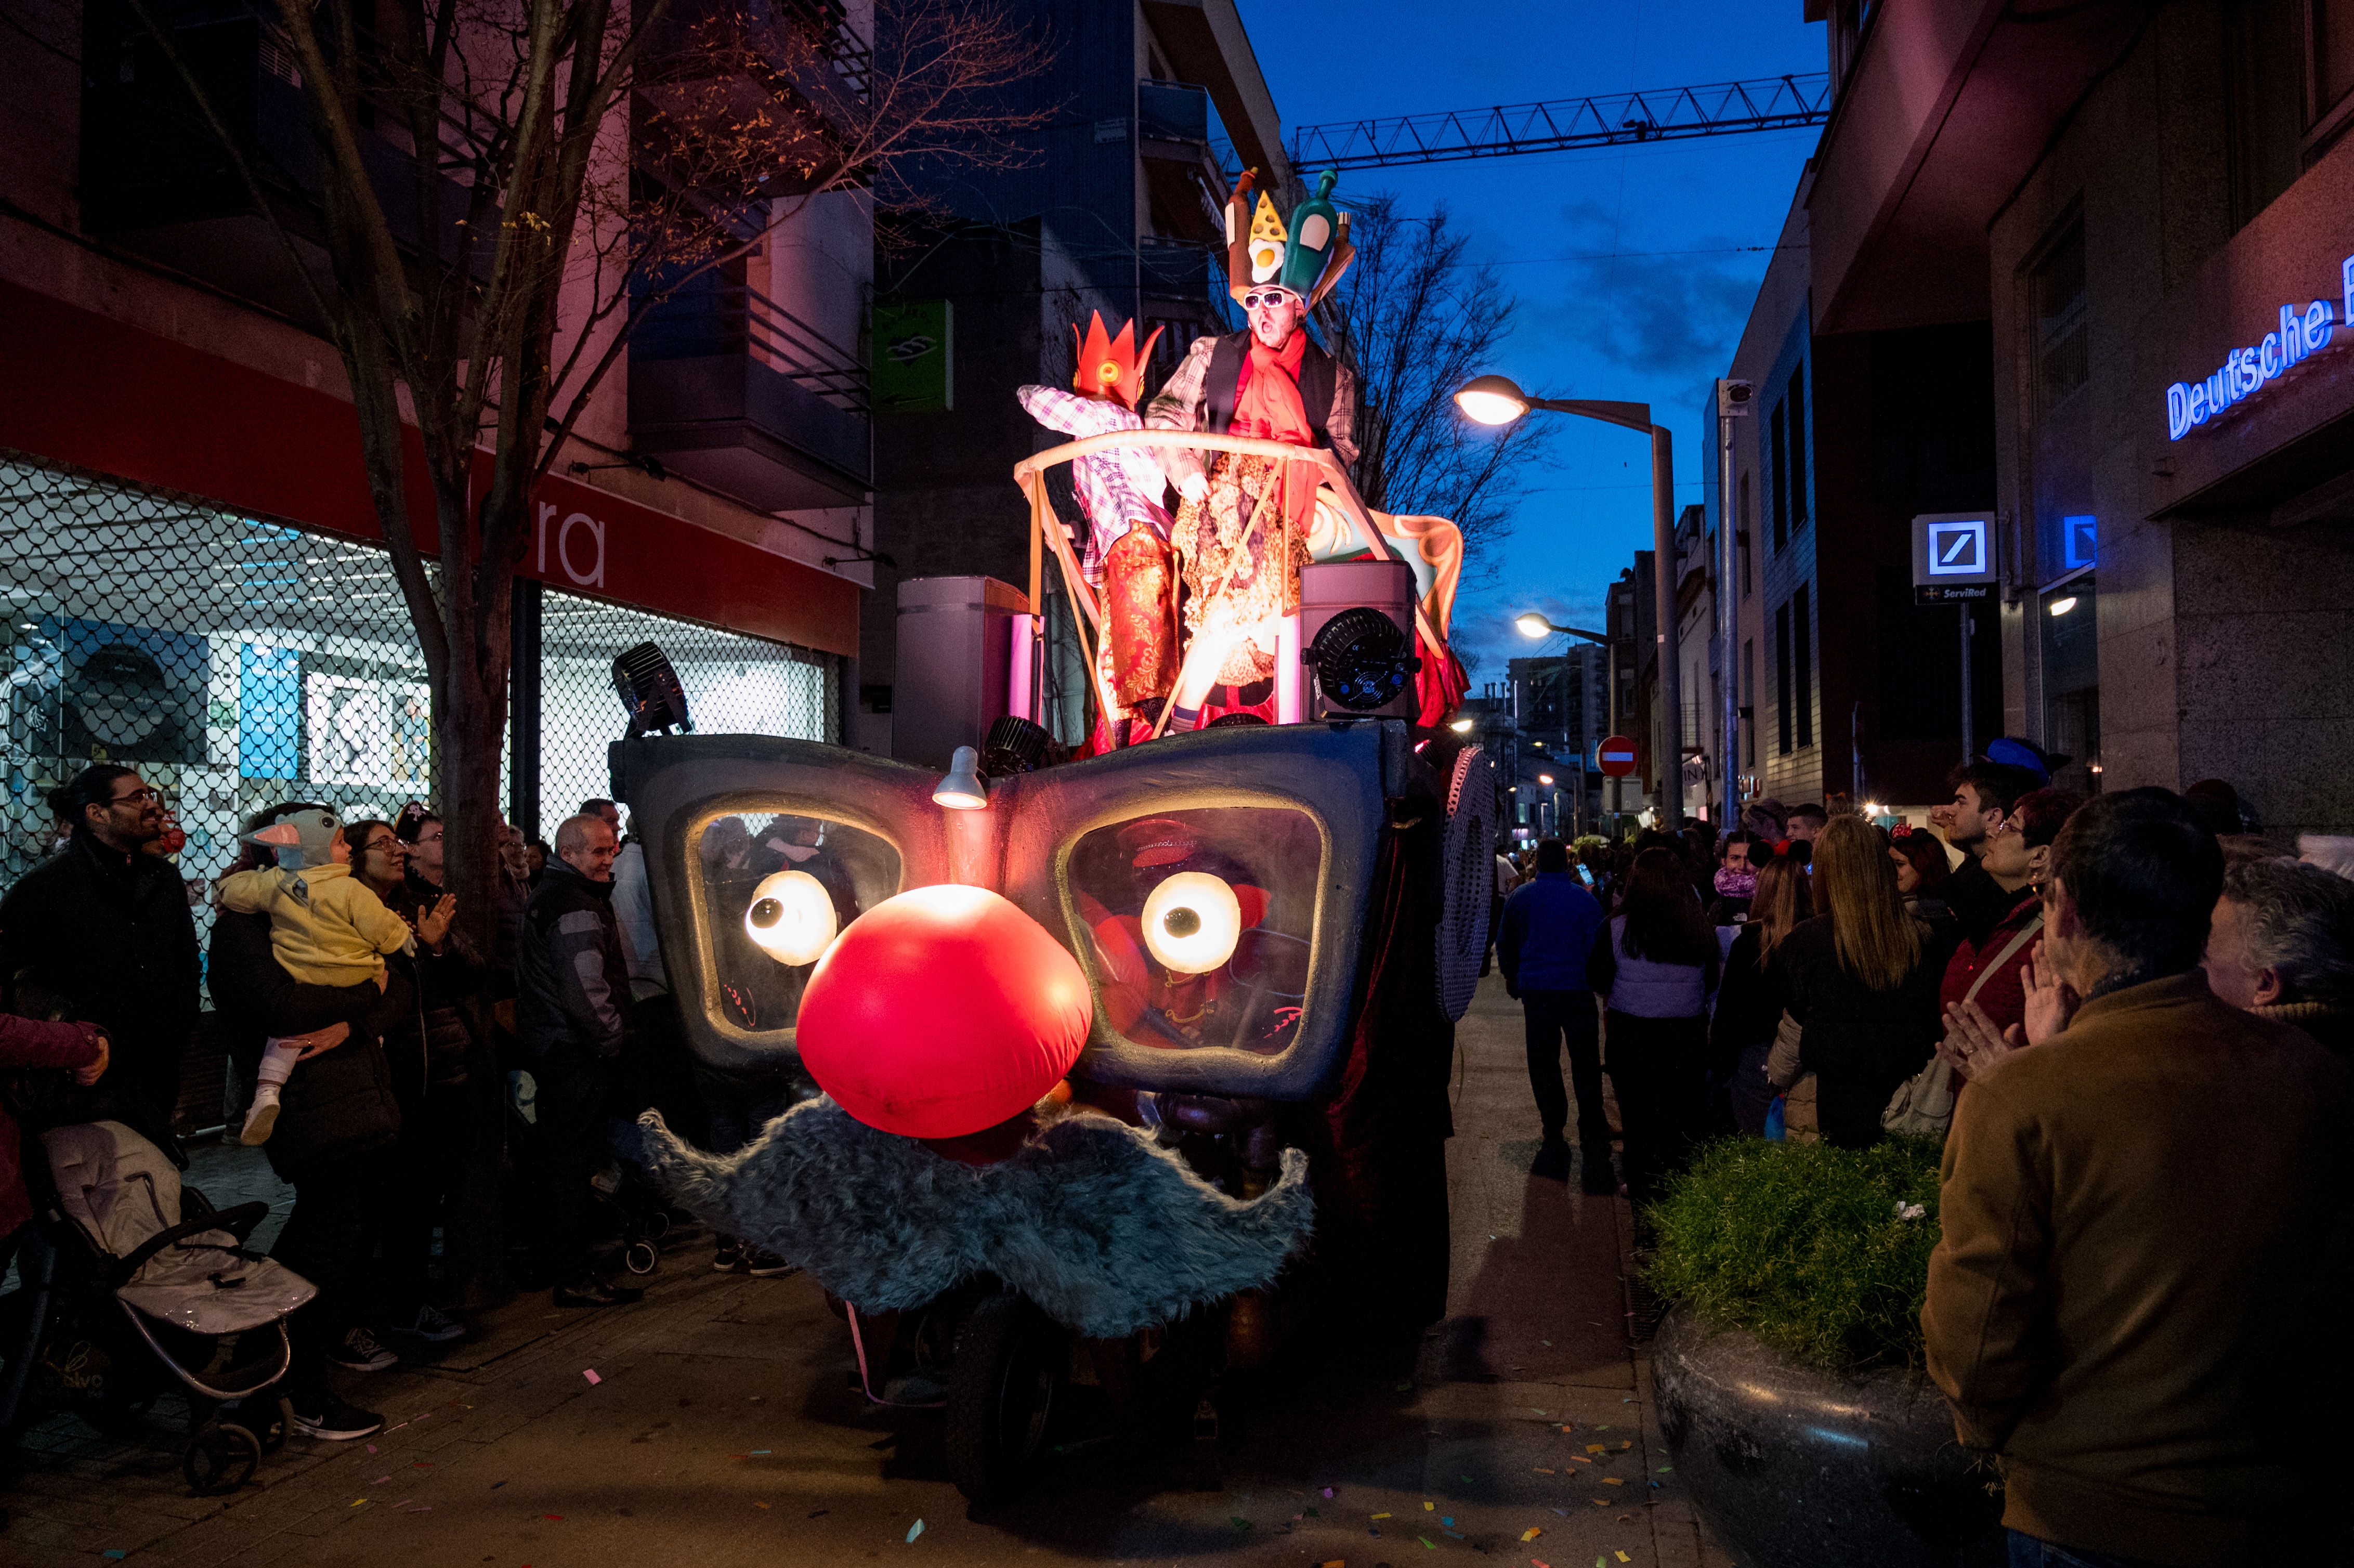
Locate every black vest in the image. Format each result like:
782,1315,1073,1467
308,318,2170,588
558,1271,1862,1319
1204,331,1337,448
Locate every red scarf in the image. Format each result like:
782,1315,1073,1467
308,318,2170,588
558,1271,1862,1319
1231,331,1313,447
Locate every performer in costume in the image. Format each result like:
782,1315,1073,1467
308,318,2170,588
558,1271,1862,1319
1144,169,1357,730
1017,316,1176,739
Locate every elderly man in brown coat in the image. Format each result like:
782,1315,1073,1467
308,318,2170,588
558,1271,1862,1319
1924,790,2352,1568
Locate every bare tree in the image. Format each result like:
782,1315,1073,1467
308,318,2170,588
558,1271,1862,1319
122,0,1048,1299
1317,194,1553,567
123,0,1050,953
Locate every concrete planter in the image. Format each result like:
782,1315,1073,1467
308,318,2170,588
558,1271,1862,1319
1652,1310,2004,1568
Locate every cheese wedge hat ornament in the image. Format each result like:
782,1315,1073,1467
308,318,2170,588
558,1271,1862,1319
1224,167,1355,306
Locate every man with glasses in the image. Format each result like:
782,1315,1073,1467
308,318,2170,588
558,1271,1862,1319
0,763,201,1143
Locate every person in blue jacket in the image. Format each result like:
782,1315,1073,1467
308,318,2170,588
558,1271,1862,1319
1497,838,1613,1194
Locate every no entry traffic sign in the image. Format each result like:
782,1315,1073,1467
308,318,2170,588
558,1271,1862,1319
1596,735,1639,778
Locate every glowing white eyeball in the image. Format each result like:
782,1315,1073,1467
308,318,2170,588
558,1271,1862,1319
743,869,838,966
1140,871,1242,975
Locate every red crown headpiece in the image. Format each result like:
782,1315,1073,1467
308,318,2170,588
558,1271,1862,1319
1070,312,1163,409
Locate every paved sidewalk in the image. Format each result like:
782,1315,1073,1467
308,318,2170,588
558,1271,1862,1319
1,974,1724,1566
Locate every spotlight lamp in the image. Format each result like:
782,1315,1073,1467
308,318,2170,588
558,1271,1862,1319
933,745,989,810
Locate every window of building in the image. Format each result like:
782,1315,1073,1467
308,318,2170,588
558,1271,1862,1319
1742,637,1755,769
2032,223,2089,412
1793,583,1814,750
1774,600,1793,756
1738,473,1754,596
1786,366,1808,532
1769,401,1788,550
2314,0,2354,142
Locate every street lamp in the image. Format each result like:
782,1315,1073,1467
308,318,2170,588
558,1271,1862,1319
1515,613,1610,840
1466,376,1683,827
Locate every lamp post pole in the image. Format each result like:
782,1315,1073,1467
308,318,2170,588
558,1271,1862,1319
1464,382,1681,829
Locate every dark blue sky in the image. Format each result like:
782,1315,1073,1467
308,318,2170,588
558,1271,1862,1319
1246,1,1825,687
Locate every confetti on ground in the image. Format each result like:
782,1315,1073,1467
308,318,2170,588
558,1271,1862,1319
809,1509,829,1519
351,1499,368,1508
750,1449,772,1456
906,1519,925,1544
1604,1478,1625,1486
1419,1538,1437,1551
1371,1512,1393,1521
1534,1466,1556,1474
102,1554,125,1562
1441,1517,1455,1527
1423,1501,1435,1511
412,1461,433,1469
1322,1486,1336,1498
1620,1441,1633,1451
1656,1466,1672,1473
583,1369,601,1385
755,1502,770,1510
366,1444,378,1454
492,1481,507,1489
543,1514,565,1522
1616,1553,1631,1563
372,1475,391,1485
1586,1444,1606,1455
1591,1498,1611,1507
1231,1518,1251,1532
1521,1526,1544,1541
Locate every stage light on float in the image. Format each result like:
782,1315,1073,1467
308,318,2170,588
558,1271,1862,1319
1140,871,1243,975
933,745,988,809
743,868,838,966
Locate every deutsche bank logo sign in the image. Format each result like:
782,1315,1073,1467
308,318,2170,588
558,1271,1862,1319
1926,519,1986,577
1912,512,1998,602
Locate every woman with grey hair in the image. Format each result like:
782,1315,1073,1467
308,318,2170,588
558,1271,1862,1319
2203,856,2354,1065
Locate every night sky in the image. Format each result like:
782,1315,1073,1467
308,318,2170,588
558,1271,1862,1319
1246,2,1824,690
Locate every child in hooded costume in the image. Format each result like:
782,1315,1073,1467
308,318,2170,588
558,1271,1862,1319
219,806,415,1144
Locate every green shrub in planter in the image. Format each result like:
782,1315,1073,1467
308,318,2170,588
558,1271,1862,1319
1643,1136,1943,1370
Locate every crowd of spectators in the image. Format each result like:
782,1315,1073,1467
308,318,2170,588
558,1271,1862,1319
1493,754,2354,1565
0,769,800,1446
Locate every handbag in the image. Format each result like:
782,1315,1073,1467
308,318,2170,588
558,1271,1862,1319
1882,913,2043,1139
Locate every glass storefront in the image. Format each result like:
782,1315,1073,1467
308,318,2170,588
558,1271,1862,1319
2038,570,2099,793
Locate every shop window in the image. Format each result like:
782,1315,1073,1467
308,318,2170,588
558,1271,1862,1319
0,450,836,984
2039,573,2100,794
1775,601,1793,756
1793,582,1814,750
2032,224,2088,414
1769,401,1788,551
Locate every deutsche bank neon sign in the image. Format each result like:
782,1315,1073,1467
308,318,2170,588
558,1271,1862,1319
2165,255,2351,440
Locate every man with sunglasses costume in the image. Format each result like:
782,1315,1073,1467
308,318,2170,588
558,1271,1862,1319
1143,169,1358,731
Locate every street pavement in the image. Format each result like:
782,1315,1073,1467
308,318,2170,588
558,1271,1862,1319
1,973,1725,1566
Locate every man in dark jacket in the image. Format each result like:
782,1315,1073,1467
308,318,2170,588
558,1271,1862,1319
1926,791,2353,1566
1497,838,1612,1193
518,813,639,1308
0,765,199,1143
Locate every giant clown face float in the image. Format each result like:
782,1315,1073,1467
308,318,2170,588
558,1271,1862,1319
620,723,1443,1338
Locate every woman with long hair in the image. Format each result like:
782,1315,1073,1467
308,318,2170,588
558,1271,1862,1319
1712,854,1811,1135
1768,815,1944,1147
1587,846,1720,1201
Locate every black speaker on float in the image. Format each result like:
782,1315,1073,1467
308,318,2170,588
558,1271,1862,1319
1297,558,1420,720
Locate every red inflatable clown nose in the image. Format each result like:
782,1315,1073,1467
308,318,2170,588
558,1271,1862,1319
796,884,1093,1139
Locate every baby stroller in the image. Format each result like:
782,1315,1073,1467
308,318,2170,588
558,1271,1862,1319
0,1121,315,1495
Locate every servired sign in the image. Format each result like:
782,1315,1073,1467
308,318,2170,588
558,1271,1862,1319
1596,735,1639,779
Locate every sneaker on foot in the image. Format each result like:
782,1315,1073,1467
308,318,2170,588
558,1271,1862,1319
390,1304,464,1344
742,1247,796,1278
325,1325,397,1373
713,1238,743,1273
289,1395,384,1441
239,1089,282,1146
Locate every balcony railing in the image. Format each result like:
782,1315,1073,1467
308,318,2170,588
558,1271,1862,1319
633,284,868,415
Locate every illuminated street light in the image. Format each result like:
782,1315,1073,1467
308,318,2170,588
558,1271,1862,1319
1455,374,1531,426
